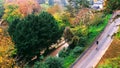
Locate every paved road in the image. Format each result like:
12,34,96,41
71,11,120,68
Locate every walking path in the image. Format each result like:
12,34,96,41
49,41,69,56
71,11,120,68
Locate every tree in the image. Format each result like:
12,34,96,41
16,0,40,16
0,0,4,18
33,62,48,68
3,0,40,23
2,4,22,23
66,5,76,17
8,12,62,61
105,0,120,13
68,0,89,9
73,8,93,25
66,0,89,17
47,5,62,15
63,27,73,42
45,57,64,68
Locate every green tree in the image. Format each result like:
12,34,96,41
45,57,64,68
8,12,62,61
105,0,120,13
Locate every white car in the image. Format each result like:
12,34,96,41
91,0,103,10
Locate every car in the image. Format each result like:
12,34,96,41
91,0,103,10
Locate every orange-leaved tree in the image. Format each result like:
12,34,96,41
3,0,41,23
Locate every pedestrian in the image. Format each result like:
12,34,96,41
110,35,112,39
96,41,99,50
107,34,110,37
96,41,99,45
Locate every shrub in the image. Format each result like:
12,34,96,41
116,28,120,39
45,57,64,68
33,62,48,68
59,48,69,58
71,25,88,46
8,12,62,61
24,62,48,68
72,46,84,55
69,36,80,49
89,13,104,26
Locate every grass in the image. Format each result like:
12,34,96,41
63,55,77,68
63,14,112,68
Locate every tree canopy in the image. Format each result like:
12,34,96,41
8,12,62,61
3,0,41,23
105,0,120,13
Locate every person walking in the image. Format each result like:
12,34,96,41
96,41,99,50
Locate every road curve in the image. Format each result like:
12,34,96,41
71,11,120,68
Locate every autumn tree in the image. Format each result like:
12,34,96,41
47,5,62,15
8,12,62,61
16,0,40,16
73,8,94,25
3,0,41,23
66,0,90,17
66,5,76,17
2,4,22,23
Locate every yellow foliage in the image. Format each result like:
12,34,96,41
0,27,18,68
0,28,3,33
0,57,3,63
53,13,61,21
4,9,10,13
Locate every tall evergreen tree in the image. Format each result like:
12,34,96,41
8,12,62,61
